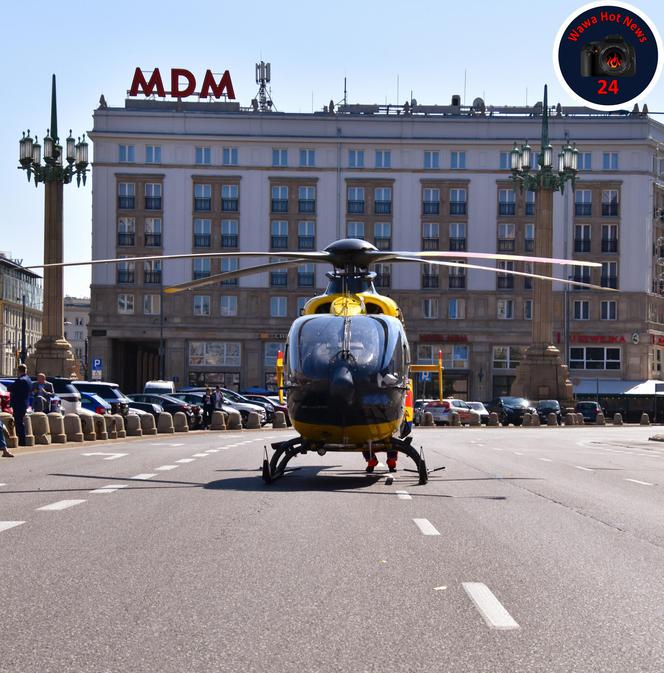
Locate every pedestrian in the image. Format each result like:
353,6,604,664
9,364,32,447
202,387,214,429
31,373,54,413
0,418,14,457
213,386,224,411
363,449,398,473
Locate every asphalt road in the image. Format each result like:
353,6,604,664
1,425,664,673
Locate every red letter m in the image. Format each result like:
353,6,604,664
200,70,236,99
129,68,165,97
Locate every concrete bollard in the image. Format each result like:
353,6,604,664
246,411,261,429
104,415,118,440
64,414,84,443
563,413,574,427
113,414,127,439
173,411,189,432
596,412,606,426
488,412,499,427
140,413,158,435
640,412,651,426
531,413,541,427
450,411,460,427
157,411,175,434
31,412,51,445
577,413,586,425
210,410,226,430
272,410,287,429
523,413,532,427
469,410,481,426
23,414,35,446
547,412,557,426
423,411,434,427
80,415,96,441
94,414,108,441
0,413,18,448
227,410,242,430
613,412,623,426
48,412,67,443
125,414,142,437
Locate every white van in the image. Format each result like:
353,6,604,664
144,380,176,395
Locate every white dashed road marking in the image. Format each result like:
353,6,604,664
156,465,178,471
90,485,128,494
150,443,184,447
0,521,24,532
574,465,594,472
413,518,440,536
513,451,523,456
37,499,86,511
538,458,553,462
191,453,209,458
205,449,220,453
175,458,195,463
462,582,520,630
625,478,654,486
82,452,128,461
131,473,157,480
396,490,412,500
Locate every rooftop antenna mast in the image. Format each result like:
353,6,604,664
253,61,274,112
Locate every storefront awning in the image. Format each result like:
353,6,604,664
573,379,664,395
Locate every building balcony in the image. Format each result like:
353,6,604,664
297,273,315,287
347,200,365,214
575,203,592,216
117,233,135,246
574,239,591,253
222,198,239,212
144,233,162,247
497,239,516,252
271,235,288,249
116,271,135,284
193,270,211,280
221,234,238,248
422,201,440,215
573,275,591,289
298,236,315,250
448,276,466,289
144,271,162,284
422,275,439,289
221,278,238,287
271,199,288,213
422,238,439,251
497,276,514,289
194,198,211,211
298,199,316,213
374,201,392,215
601,239,618,253
144,197,162,210
602,203,619,217
449,237,466,251
374,237,391,250
449,201,467,215
498,203,516,216
194,234,211,248
601,276,618,289
270,273,288,287
117,196,135,209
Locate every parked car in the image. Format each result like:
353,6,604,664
575,401,603,423
178,387,266,426
170,392,237,427
128,393,197,427
264,395,291,425
424,398,474,426
536,399,562,425
1,377,61,414
241,393,279,424
0,381,13,415
144,380,176,395
46,377,89,415
413,399,435,426
127,400,163,420
71,381,132,417
467,401,490,424
79,391,112,415
485,397,537,426
224,388,272,424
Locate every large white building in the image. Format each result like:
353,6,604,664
88,88,664,399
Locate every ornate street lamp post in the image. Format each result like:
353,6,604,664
509,85,578,403
17,75,89,377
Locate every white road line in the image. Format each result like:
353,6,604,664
37,499,86,511
538,458,553,462
462,582,520,630
396,490,412,500
205,449,220,453
413,518,440,536
89,485,128,494
82,452,128,461
492,448,503,452
513,451,524,456
625,478,654,486
175,458,195,463
574,465,594,472
131,473,157,480
155,465,178,471
150,443,184,447
0,483,6,487
0,521,24,532
191,453,209,458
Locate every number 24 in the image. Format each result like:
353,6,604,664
598,79,619,95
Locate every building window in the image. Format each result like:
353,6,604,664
499,152,511,170
117,294,134,314
422,188,440,215
270,256,288,287
492,346,523,369
117,182,136,209
424,151,440,169
298,220,315,250
220,296,238,317
573,265,593,288
524,299,533,320
188,341,241,367
222,184,239,212
271,185,288,213
498,222,516,252
422,298,438,319
299,149,315,167
347,187,365,214
497,261,515,289
119,145,135,163
524,223,535,252
374,222,391,250
270,296,287,317
144,218,162,247
272,148,288,167
451,151,466,169
297,263,315,288
194,219,212,247
349,150,364,168
193,295,211,316
449,188,467,215
421,264,439,289
601,300,617,320
601,261,618,289
523,261,533,290
117,217,136,247
297,297,308,315
271,220,288,249
573,300,590,320
601,224,619,253
220,258,239,286
143,260,162,284
264,342,286,367
193,258,211,280
449,222,466,251
374,263,391,288
497,299,514,320
602,152,618,170
221,219,239,248
570,346,621,370
574,224,591,253
195,147,211,164
298,186,316,213
347,221,365,240
498,189,516,216
448,298,465,320
448,262,466,289
375,150,391,168
601,190,619,217
116,260,135,284
578,152,592,170
374,187,392,215
525,191,536,216
222,147,238,166
422,222,440,250
144,183,162,210
145,145,161,164
575,189,592,217
194,184,212,211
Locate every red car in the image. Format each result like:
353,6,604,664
244,394,291,426
0,382,13,415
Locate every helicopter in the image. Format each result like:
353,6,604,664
30,238,609,485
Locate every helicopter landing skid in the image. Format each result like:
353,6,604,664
391,436,445,485
262,436,306,484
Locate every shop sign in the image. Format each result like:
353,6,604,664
651,335,664,345
570,334,626,344
129,68,236,99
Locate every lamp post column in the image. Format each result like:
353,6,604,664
532,187,554,347
43,180,65,341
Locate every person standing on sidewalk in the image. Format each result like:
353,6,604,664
9,364,32,447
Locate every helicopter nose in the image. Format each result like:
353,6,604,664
330,364,355,405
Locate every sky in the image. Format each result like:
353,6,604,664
1,0,664,298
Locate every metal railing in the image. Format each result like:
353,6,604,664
222,198,239,212
271,235,288,249
574,239,591,253
449,201,466,215
347,200,365,214
221,234,238,248
144,197,162,210
575,203,592,216
449,237,466,251
374,201,392,215
117,233,135,246
298,199,316,213
422,201,440,215
601,239,618,253
497,239,516,252
117,196,135,209
144,233,162,247
194,198,211,211
194,234,211,247
271,199,288,213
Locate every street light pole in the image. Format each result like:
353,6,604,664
20,295,27,364
18,75,88,377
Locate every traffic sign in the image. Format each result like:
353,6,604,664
92,357,102,371
420,372,431,382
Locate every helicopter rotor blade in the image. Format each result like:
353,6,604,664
392,256,617,292
377,250,601,268
163,258,312,294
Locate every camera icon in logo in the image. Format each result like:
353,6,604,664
580,34,636,77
